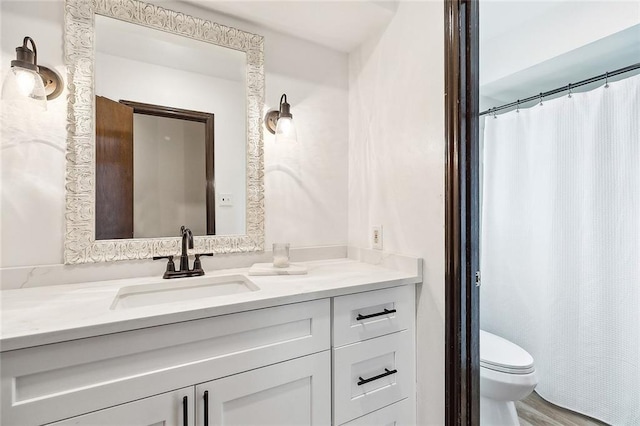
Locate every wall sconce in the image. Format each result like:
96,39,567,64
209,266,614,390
1,36,63,110
264,94,297,143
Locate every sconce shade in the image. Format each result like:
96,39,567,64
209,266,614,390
2,67,47,110
264,93,297,144
275,115,297,144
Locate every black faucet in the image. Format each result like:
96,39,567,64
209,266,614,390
179,226,193,272
153,226,213,279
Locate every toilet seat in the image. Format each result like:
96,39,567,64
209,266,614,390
480,330,535,375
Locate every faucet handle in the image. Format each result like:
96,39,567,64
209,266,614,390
153,255,174,261
153,255,176,274
193,253,213,272
195,253,214,258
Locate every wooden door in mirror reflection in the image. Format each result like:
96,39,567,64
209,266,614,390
95,96,134,240
95,96,216,240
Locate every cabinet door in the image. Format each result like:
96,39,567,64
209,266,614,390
47,387,194,426
196,351,330,426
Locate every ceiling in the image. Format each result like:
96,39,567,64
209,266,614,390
182,0,398,52
479,1,564,42
479,0,640,111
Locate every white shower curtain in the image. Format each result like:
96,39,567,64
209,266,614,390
481,74,640,425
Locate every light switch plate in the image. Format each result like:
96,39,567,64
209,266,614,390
219,193,233,206
372,225,383,250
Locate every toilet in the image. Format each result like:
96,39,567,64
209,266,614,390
480,330,538,425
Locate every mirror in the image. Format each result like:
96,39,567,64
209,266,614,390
94,15,247,239
64,0,265,263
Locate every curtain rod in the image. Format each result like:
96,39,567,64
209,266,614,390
479,62,640,116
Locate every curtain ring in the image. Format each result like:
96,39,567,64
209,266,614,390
539,93,543,106
605,72,610,88
567,83,572,98
516,100,520,113
493,107,497,119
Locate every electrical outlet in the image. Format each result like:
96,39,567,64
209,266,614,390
372,225,383,250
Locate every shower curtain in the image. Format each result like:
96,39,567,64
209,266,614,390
481,74,640,425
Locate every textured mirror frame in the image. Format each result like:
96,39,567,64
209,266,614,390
64,0,265,264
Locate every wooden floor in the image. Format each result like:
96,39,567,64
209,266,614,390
516,392,609,426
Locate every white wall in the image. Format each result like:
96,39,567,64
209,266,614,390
182,121,208,233
0,0,349,268
133,115,207,238
0,1,67,268
348,1,445,424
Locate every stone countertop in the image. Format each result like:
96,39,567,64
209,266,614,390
0,258,420,352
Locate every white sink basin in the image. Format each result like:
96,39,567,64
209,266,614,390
111,275,259,310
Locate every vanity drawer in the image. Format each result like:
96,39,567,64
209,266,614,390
333,330,414,425
333,285,413,347
340,398,413,426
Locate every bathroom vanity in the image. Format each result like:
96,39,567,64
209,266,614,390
0,259,419,426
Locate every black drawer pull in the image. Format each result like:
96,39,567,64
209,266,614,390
356,308,396,321
182,396,188,426
357,368,398,386
203,391,209,426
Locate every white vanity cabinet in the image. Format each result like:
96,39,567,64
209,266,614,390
1,284,416,426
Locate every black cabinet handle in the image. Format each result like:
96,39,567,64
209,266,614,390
203,391,209,426
356,308,396,321
357,368,398,386
182,396,188,426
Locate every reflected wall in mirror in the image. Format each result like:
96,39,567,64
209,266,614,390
64,0,264,264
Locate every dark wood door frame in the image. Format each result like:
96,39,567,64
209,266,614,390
444,1,480,425
119,100,216,235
